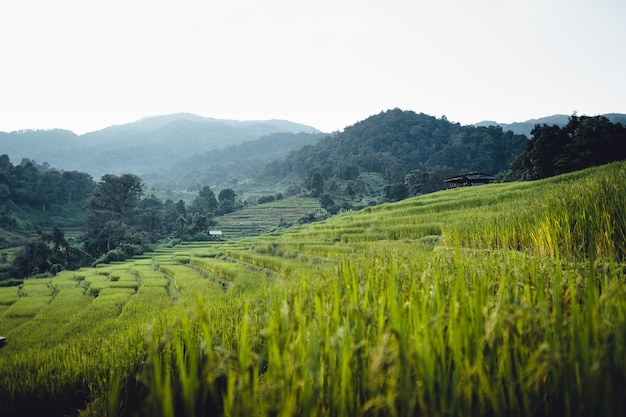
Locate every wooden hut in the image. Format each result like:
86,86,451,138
444,172,495,188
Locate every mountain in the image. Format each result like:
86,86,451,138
262,109,529,194
475,113,626,137
143,131,325,191
0,129,82,161
0,114,320,183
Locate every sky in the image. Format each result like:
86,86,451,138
1,0,625,134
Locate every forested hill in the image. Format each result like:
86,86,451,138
143,132,325,190
261,109,528,189
0,114,320,184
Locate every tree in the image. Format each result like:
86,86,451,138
12,237,52,277
139,194,164,211
61,171,95,203
319,193,335,210
382,183,409,202
218,188,236,203
137,208,164,235
10,160,38,204
84,174,144,256
199,186,218,208
92,174,143,217
346,180,358,198
404,169,429,196
190,186,218,215
507,115,626,181
517,124,566,180
49,226,69,268
0,154,11,174
35,171,61,212
217,199,236,215
422,166,455,193
306,171,325,197
163,199,188,234
217,188,237,215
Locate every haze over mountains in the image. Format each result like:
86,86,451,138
2,111,625,191
0,113,320,187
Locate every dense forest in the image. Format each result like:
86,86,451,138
0,156,95,280
475,113,626,137
507,114,626,180
261,109,529,199
0,155,94,245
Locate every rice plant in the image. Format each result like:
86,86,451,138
1,162,626,417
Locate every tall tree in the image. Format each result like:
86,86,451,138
12,237,52,277
86,174,143,221
319,193,335,210
217,188,237,215
84,174,144,256
218,188,236,203
190,186,218,215
61,171,95,203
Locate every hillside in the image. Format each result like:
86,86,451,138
262,108,529,196
210,196,320,237
143,131,324,191
1,161,625,416
0,114,320,185
0,156,95,248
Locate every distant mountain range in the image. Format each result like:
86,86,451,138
475,113,626,137
2,111,625,192
0,113,320,185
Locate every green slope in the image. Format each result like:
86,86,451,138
1,162,625,417
211,196,320,237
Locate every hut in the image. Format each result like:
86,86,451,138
444,172,495,188
208,230,224,240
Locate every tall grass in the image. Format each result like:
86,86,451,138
2,162,626,416
122,246,626,417
446,162,626,261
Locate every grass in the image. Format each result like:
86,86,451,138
1,161,626,417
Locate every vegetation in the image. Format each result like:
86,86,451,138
0,155,95,278
261,109,529,200
144,132,324,191
0,155,94,243
209,196,320,237
4,109,625,281
507,114,626,180
475,113,626,137
1,162,625,416
0,115,320,188
0,159,322,279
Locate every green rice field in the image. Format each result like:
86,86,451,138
1,162,625,416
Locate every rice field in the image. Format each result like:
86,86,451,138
213,196,320,237
1,162,626,417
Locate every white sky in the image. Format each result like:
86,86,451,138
1,0,625,134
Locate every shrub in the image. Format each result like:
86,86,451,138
0,278,23,288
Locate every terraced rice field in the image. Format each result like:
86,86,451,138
1,162,626,417
212,196,320,236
